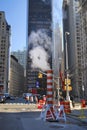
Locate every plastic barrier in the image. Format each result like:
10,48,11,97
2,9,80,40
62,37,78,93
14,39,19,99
64,101,71,113
56,105,66,122
60,101,71,113
40,104,66,122
81,99,86,108
37,100,45,109
40,104,55,121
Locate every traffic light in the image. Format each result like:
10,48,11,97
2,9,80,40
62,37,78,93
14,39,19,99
63,86,72,91
38,72,43,78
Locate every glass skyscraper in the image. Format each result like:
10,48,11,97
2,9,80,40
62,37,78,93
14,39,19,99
26,0,53,95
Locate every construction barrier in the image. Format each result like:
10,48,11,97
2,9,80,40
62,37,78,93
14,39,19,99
37,100,45,109
40,104,66,122
55,105,66,122
64,101,71,113
46,106,55,121
40,104,55,121
60,101,71,114
81,99,86,108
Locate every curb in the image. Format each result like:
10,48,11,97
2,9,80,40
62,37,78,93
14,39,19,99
67,113,87,124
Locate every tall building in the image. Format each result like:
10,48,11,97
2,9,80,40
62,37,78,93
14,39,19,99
0,11,11,93
11,48,27,92
26,0,53,95
53,23,62,77
9,55,24,96
11,48,26,69
78,0,87,99
62,0,81,99
53,23,63,100
62,0,87,99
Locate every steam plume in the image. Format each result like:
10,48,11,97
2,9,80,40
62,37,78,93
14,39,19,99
29,29,52,71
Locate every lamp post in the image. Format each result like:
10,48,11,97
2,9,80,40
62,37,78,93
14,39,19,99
65,32,70,101
57,77,60,105
82,85,84,99
57,57,62,104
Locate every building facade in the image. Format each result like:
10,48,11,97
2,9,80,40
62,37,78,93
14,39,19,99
11,48,26,69
78,0,87,99
11,48,27,92
62,0,87,99
0,11,11,93
26,0,53,95
9,55,24,97
62,0,82,99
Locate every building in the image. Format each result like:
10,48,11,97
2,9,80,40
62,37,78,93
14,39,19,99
26,0,53,95
11,48,27,92
53,23,62,77
11,48,26,69
62,0,81,99
78,0,87,99
62,0,87,99
52,23,63,98
0,11,11,93
9,55,24,97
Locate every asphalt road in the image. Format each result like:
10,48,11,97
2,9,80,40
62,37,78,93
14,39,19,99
0,104,87,130
0,98,87,130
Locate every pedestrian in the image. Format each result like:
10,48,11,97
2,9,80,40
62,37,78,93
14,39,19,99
25,96,29,103
30,96,34,103
35,96,38,104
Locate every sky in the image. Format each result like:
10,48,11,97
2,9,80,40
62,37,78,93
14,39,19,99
0,0,63,51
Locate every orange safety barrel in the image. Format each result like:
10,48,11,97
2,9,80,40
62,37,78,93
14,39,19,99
81,99,86,108
37,100,45,109
63,101,71,113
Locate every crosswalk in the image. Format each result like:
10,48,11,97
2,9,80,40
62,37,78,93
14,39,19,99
0,103,41,112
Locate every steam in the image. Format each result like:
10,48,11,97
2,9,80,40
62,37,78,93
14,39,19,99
29,29,52,71
30,46,50,71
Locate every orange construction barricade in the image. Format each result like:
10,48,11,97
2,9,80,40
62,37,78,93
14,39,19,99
81,99,86,108
64,101,71,113
37,100,45,109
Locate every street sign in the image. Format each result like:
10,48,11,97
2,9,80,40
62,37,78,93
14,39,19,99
36,81,39,88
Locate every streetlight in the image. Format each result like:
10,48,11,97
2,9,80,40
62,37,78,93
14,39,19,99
82,85,84,99
57,57,62,105
65,32,70,101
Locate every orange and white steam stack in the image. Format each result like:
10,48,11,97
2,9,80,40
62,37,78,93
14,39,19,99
42,70,56,121
47,70,53,106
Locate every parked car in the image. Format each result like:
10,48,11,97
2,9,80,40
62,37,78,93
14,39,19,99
0,94,6,103
23,93,32,99
10,96,15,100
4,93,10,99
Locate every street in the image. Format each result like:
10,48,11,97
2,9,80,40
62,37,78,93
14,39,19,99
0,99,87,130
0,110,87,130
